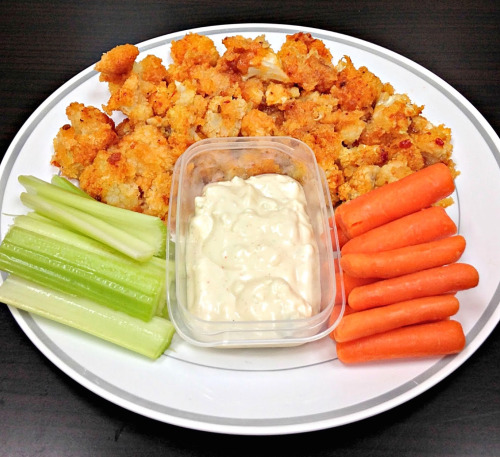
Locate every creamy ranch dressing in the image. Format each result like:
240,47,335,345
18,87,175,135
185,174,321,322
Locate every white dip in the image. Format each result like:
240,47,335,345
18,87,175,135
186,174,321,321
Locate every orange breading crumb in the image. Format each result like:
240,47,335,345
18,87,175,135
52,32,457,221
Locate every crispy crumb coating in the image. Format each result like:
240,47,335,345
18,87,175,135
278,32,337,92
51,102,118,178
78,123,174,220
52,32,457,221
94,44,140,91
331,56,386,111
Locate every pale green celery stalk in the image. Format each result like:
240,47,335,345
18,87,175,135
20,191,156,261
0,275,174,359
0,226,164,321
19,175,166,258
12,214,169,317
13,214,166,274
50,175,93,198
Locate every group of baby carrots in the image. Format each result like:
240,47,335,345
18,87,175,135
330,163,479,364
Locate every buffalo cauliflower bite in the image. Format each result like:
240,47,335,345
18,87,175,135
169,33,220,76
219,35,289,83
79,123,174,220
360,92,423,145
409,116,455,169
330,56,385,112
102,55,169,124
278,32,337,93
168,34,238,99
240,109,278,136
163,81,208,140
51,102,118,179
201,95,249,138
94,44,140,89
265,82,300,107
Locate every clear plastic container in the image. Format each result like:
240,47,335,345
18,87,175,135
166,137,345,347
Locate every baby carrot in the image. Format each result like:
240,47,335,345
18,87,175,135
334,263,378,305
341,206,457,255
332,295,459,342
336,319,466,364
328,304,356,332
340,235,466,279
348,263,479,311
335,163,455,238
330,216,350,249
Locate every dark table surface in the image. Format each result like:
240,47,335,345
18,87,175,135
1,1,499,456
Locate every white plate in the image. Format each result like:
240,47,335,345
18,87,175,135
1,23,499,436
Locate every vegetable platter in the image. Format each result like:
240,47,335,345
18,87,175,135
1,24,499,435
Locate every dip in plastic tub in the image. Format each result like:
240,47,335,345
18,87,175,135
167,137,345,347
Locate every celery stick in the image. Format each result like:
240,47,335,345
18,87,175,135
12,214,169,317
0,275,174,359
0,227,164,321
19,175,166,258
20,191,156,261
50,175,93,198
13,214,166,274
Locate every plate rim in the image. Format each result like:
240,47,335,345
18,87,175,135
1,22,500,436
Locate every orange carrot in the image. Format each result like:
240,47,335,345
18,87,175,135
335,163,455,238
340,235,466,279
334,263,378,305
333,295,459,342
328,304,356,333
330,216,350,249
348,263,479,311
341,206,457,255
336,319,466,364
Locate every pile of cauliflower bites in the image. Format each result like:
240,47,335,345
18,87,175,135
51,32,457,222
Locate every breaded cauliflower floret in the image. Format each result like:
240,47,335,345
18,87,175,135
338,144,386,171
338,164,380,201
338,158,415,201
236,77,264,106
330,56,385,112
240,109,278,136
201,95,249,137
360,92,423,144
375,160,414,186
220,35,289,83
162,81,208,147
338,159,416,201
95,44,140,91
281,92,338,133
168,34,239,99
278,32,337,93
79,123,174,220
102,55,169,123
169,33,220,72
410,116,456,170
265,82,300,107
51,102,117,179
